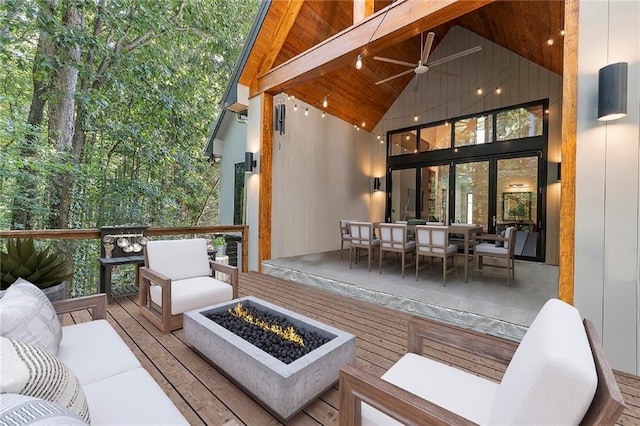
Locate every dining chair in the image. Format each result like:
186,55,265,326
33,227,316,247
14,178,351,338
415,225,457,286
349,222,379,272
339,220,357,260
473,226,517,286
378,223,416,278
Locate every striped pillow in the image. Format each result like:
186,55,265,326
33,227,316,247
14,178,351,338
0,337,90,423
0,393,87,425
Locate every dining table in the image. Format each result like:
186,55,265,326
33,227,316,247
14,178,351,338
447,224,484,282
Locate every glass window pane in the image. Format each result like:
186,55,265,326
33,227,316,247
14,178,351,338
496,105,544,141
419,123,451,152
390,131,417,156
454,115,493,147
390,168,416,222
419,165,449,224
454,161,489,230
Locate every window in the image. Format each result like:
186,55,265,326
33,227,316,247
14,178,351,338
419,123,451,152
390,131,417,156
454,115,493,147
496,105,543,141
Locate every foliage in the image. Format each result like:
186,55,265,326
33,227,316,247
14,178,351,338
0,238,73,289
213,235,226,246
0,0,259,294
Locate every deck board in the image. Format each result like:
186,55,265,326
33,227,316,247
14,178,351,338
63,272,639,425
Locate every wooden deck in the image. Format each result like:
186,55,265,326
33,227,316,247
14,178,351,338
63,272,640,425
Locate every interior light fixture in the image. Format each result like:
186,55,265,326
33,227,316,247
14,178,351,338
355,54,363,70
556,162,562,181
244,152,257,173
546,38,554,46
495,87,502,94
414,115,419,122
376,134,381,140
322,96,328,108
322,111,326,118
294,104,298,111
476,87,483,95
560,29,566,36
361,121,365,128
598,62,628,121
305,108,309,116
373,177,381,192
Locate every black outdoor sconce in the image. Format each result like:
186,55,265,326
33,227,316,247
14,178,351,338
598,62,628,121
245,152,257,173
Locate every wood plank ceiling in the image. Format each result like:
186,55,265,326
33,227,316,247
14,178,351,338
239,0,565,130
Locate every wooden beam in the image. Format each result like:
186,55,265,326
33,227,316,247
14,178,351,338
258,93,273,270
353,0,374,24
255,0,493,96
559,0,579,305
256,0,304,77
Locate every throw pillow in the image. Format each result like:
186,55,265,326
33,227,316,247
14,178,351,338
0,337,91,423
0,393,87,425
495,230,505,247
0,278,62,354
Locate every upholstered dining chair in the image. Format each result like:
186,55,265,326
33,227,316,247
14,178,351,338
139,238,238,333
349,222,379,272
378,223,415,278
473,226,517,286
415,225,457,286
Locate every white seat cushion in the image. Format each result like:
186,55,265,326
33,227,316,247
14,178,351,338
150,276,233,315
57,320,141,386
488,299,597,425
83,368,188,425
362,353,498,425
475,243,508,255
418,244,457,254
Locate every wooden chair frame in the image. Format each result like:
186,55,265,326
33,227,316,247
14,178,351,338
415,225,457,286
378,223,415,278
339,316,625,426
138,254,239,334
473,228,516,286
340,220,352,260
52,293,107,320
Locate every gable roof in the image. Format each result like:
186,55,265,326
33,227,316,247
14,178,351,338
209,0,564,147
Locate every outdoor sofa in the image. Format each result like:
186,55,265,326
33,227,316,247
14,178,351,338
0,280,188,425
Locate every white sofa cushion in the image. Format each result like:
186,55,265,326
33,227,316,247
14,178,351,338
57,320,141,385
361,352,499,425
146,238,211,281
488,298,597,425
0,393,87,425
0,279,62,354
0,336,90,422
83,368,189,425
150,276,233,315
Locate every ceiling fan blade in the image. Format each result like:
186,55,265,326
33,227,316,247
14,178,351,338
427,45,482,68
375,68,416,85
373,56,416,68
421,32,435,64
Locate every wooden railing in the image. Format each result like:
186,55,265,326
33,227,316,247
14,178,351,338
0,225,249,272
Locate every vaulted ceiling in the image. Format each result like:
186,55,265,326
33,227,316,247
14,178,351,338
239,0,565,129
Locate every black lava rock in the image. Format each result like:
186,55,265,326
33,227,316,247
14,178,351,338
203,303,331,364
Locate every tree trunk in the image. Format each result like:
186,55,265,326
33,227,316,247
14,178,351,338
47,2,84,229
10,8,54,229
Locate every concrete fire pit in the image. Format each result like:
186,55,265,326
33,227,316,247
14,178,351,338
183,296,356,421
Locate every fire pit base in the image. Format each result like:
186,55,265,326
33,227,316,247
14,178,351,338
183,296,356,421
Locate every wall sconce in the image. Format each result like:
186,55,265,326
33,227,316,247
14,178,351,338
598,62,628,121
555,162,561,181
373,177,382,192
245,152,257,173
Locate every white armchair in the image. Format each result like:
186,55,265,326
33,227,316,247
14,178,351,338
139,238,238,333
339,299,625,425
415,225,457,286
473,226,517,286
378,223,415,278
349,222,379,272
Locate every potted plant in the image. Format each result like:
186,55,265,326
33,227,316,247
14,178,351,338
213,235,227,257
0,238,72,301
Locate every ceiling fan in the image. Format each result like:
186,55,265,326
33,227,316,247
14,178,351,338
373,32,482,89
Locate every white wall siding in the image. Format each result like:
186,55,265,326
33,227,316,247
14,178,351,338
371,26,563,264
271,97,371,259
574,0,640,375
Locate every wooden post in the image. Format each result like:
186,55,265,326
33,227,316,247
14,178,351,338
258,93,273,270
353,0,374,24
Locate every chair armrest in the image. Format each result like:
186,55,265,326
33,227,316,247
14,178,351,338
52,294,107,320
139,266,172,287
209,260,239,298
474,233,507,243
339,364,476,426
407,317,517,368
